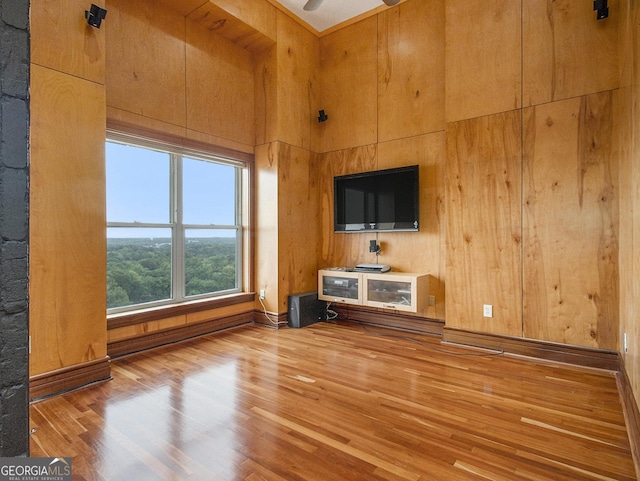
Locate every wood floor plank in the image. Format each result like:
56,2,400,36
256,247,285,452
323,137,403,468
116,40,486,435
30,322,637,480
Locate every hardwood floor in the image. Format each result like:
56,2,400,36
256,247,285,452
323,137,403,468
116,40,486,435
30,322,636,480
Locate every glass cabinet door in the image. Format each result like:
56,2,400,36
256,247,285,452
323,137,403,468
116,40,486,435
318,270,362,305
364,275,416,312
367,279,412,305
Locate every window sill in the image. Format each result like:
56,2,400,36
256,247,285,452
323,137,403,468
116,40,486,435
107,292,256,330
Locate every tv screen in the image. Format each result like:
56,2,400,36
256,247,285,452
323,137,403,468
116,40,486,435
334,165,419,233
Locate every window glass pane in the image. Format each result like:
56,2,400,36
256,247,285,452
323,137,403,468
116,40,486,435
107,227,172,308
106,137,246,312
183,158,236,225
106,142,171,223
184,229,237,297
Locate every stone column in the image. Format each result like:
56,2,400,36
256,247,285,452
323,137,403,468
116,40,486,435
0,0,30,458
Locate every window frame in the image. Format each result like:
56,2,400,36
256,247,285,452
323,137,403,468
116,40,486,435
106,131,250,315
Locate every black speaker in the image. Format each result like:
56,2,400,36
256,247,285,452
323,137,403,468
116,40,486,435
288,291,324,328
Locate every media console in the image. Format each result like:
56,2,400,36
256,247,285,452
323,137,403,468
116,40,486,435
318,268,430,313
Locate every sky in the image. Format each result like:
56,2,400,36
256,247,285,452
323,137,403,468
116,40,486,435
106,141,237,238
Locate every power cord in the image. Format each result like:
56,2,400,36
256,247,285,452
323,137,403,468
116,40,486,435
325,302,339,321
258,295,279,326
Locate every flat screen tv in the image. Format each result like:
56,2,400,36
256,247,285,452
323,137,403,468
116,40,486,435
334,165,419,233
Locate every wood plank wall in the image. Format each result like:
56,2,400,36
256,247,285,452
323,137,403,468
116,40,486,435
523,0,619,106
273,13,319,152
30,0,108,378
106,0,256,153
316,0,621,348
523,93,618,348
254,10,321,315
618,0,640,416
445,0,521,123
445,111,522,336
446,0,618,350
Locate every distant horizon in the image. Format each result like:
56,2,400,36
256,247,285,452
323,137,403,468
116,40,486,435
107,235,236,242
107,228,236,239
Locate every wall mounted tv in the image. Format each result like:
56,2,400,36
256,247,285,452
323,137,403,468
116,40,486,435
334,165,419,233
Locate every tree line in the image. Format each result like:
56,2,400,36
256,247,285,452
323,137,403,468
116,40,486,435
107,237,237,309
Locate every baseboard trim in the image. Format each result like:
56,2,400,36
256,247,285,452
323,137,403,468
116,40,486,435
30,356,111,402
442,327,619,371
617,356,640,478
253,309,287,328
333,305,444,335
108,311,254,358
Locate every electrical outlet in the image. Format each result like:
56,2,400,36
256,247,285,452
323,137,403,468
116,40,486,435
259,289,265,300
483,304,493,318
428,295,436,306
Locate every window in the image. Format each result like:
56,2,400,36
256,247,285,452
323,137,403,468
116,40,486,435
106,137,245,312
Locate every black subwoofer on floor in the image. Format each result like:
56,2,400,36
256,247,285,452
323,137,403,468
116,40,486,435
288,291,325,328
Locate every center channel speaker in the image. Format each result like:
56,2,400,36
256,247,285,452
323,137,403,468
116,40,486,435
288,291,325,328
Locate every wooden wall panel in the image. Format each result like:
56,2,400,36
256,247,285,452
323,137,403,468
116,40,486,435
107,0,258,148
523,0,619,107
188,0,277,52
319,17,378,152
185,128,256,156
185,19,255,147
617,0,640,403
108,321,162,343
628,0,640,417
105,108,255,156
187,5,274,54
445,111,522,337
156,0,206,17
616,86,632,351
106,0,187,127
30,65,107,376
251,141,321,314
215,0,277,41
377,0,444,142
616,81,639,387
254,143,280,314
377,133,446,320
187,302,255,323
31,0,105,83
106,107,187,139
107,301,255,342
275,12,320,152
277,144,320,310
619,0,636,91
523,93,618,349
445,0,521,123
316,145,378,269
254,45,278,146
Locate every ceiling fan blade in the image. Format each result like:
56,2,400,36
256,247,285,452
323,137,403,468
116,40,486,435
303,0,323,11
382,0,401,5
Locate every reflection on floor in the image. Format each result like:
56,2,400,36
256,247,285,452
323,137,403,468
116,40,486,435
30,321,636,480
